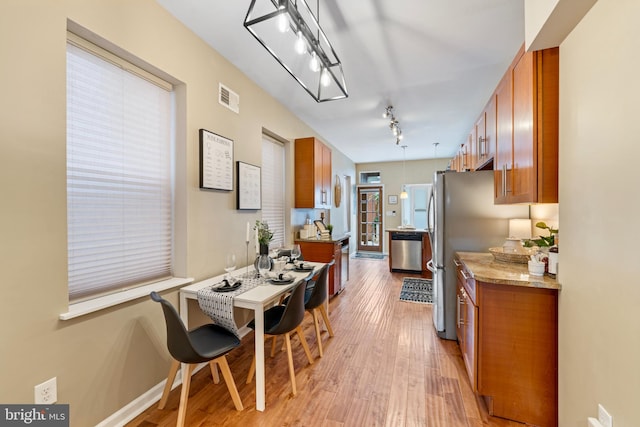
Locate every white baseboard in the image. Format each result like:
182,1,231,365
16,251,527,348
97,327,252,426
95,377,177,427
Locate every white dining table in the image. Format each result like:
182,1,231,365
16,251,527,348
179,261,324,411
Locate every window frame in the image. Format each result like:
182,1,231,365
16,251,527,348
61,32,190,319
260,134,286,249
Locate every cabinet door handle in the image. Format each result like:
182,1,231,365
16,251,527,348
502,164,507,196
454,259,462,267
460,269,469,281
457,293,463,327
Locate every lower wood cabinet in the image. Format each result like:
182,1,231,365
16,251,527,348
296,237,348,297
421,233,432,279
455,257,558,427
456,260,477,390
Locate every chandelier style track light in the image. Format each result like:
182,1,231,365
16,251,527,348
383,105,403,144
244,0,348,102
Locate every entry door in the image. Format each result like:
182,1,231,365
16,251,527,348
357,186,383,252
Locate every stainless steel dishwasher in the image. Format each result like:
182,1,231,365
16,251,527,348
390,231,422,272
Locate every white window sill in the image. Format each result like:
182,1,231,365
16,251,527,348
59,277,194,320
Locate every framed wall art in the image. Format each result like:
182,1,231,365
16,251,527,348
236,161,261,210
199,129,233,191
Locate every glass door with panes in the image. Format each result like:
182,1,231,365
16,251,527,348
357,186,382,252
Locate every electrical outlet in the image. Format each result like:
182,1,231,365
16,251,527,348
598,404,613,427
34,377,57,404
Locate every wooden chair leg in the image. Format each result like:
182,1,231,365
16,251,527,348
209,360,220,384
270,335,279,357
284,332,297,396
159,360,180,409
215,356,244,411
319,304,335,337
312,309,324,358
295,325,315,365
176,364,195,427
246,354,256,384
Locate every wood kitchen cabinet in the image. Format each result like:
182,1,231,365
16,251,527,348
450,148,461,171
495,45,559,204
296,237,348,297
474,95,495,171
294,137,332,208
494,68,513,203
455,253,559,427
455,259,477,390
467,132,476,171
421,233,432,279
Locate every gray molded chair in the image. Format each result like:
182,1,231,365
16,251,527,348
245,281,314,396
302,263,335,357
276,248,303,262
150,291,243,427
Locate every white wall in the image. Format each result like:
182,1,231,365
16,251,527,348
558,0,640,424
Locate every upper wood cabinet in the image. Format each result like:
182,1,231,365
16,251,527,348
495,46,559,204
475,94,496,170
294,137,332,208
494,69,513,203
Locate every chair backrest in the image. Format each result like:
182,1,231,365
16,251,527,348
304,264,329,310
277,249,303,262
267,281,307,336
150,291,202,364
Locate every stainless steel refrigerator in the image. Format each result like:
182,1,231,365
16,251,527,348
426,170,528,340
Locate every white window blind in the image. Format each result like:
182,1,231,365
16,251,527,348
261,136,285,249
66,38,173,301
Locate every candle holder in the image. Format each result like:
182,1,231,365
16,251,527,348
245,241,250,278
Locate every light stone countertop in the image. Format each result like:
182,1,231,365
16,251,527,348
295,233,350,244
456,251,561,290
386,228,430,233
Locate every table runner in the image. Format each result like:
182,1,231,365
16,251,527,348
197,276,262,338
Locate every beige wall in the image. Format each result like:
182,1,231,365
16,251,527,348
0,1,354,425
524,0,598,51
558,0,640,424
356,158,450,252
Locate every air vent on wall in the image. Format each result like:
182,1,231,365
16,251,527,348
219,83,239,114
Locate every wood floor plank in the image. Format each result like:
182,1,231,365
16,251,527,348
126,257,524,427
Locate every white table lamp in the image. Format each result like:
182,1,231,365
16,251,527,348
509,218,532,239
503,219,532,253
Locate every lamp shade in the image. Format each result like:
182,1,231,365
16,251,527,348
509,219,532,239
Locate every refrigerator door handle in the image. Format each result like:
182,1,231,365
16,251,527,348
426,187,436,270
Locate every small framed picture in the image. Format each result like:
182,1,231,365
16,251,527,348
388,195,398,205
199,129,233,191
236,161,261,210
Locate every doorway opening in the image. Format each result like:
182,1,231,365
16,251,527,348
357,185,383,253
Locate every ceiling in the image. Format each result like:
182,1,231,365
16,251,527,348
157,0,525,163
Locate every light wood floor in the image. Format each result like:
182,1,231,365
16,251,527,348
127,257,523,427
